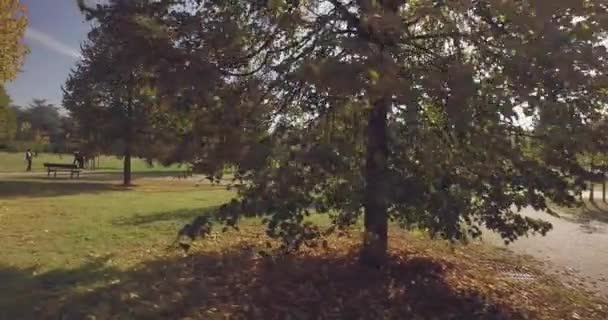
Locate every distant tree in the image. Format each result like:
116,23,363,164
6,99,75,152
65,0,179,185
25,99,62,137
0,0,28,82
68,0,237,182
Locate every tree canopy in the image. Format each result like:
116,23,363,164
65,0,186,184
0,0,28,83
70,0,608,266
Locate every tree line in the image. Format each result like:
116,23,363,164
0,86,78,153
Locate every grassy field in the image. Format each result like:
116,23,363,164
0,172,235,318
0,151,183,173
1,161,607,319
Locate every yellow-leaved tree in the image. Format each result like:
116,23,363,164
0,0,28,82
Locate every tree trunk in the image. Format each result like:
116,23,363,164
360,97,389,267
123,75,134,186
603,159,606,203
589,156,594,202
123,148,131,186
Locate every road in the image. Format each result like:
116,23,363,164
485,206,608,298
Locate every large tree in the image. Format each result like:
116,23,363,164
169,0,608,266
0,0,28,83
67,0,254,181
83,0,608,266
65,0,185,185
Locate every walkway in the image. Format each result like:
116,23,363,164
485,206,608,298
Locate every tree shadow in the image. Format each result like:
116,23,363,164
8,170,197,182
559,200,608,226
0,179,119,198
0,172,229,199
0,256,119,320
584,200,608,223
1,246,525,320
112,207,218,226
83,170,195,180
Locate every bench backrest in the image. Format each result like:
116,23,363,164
43,163,79,169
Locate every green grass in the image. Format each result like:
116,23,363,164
0,171,607,319
0,151,183,173
0,176,233,269
0,173,234,318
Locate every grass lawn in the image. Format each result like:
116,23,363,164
0,172,607,319
0,151,183,173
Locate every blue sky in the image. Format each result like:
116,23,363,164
6,0,92,108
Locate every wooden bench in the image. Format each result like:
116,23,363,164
43,163,81,178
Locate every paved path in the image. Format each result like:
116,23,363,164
485,206,608,298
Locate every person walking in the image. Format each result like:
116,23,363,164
73,150,84,169
25,149,32,171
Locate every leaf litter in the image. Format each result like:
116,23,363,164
31,228,608,320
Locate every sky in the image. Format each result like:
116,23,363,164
5,0,92,109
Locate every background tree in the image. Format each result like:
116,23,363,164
0,0,28,83
0,0,27,149
13,99,73,152
24,99,62,138
7,99,74,152
65,0,184,185
0,85,17,147
68,0,246,180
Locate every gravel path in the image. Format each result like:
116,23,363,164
485,206,608,298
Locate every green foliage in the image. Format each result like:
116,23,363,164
22,99,62,137
7,99,75,153
65,0,193,184
83,0,608,263
0,85,17,146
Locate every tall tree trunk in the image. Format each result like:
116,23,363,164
123,76,134,186
123,113,132,186
123,147,131,186
360,97,389,267
589,156,594,202
603,158,606,203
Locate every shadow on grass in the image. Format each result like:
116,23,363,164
86,170,193,180
0,245,524,320
0,256,118,320
112,207,218,226
0,179,119,198
8,170,195,182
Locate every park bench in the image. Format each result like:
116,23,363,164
43,163,81,178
